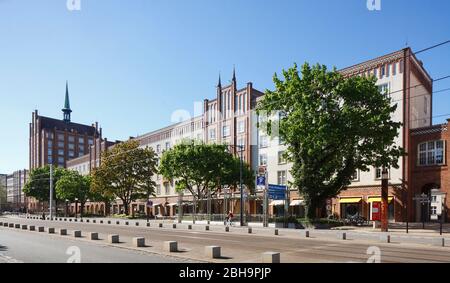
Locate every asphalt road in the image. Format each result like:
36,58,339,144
2,217,450,263
0,226,194,263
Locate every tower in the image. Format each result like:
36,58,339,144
62,81,72,123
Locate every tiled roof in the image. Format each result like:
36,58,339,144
38,116,98,136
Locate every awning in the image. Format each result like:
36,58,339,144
167,203,178,207
290,200,304,206
339,197,362,204
269,200,285,206
368,196,394,203
151,201,163,206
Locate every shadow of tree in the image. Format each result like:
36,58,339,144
0,245,8,252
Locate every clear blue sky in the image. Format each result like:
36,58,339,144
1,0,449,173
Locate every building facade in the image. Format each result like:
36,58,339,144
5,169,28,212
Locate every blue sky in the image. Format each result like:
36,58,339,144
0,0,449,173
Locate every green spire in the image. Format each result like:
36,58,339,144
62,81,72,122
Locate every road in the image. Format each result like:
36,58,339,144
2,217,450,263
0,227,194,263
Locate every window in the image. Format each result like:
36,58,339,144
68,143,75,150
58,157,65,164
88,138,94,145
278,151,287,164
58,141,64,148
277,171,287,186
164,183,170,195
424,97,428,114
209,129,216,140
156,185,161,195
222,125,230,137
68,150,75,158
373,68,378,78
48,149,53,156
48,140,53,148
375,168,382,180
378,83,389,96
418,140,445,166
68,136,75,143
48,156,53,164
238,121,245,133
386,64,391,77
279,135,285,145
58,134,65,141
78,137,85,144
380,65,385,77
58,149,64,156
165,142,170,151
156,144,161,153
392,63,397,76
259,154,267,166
260,135,268,148
399,60,404,73
351,170,359,181
431,206,437,215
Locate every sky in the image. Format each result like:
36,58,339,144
0,0,449,173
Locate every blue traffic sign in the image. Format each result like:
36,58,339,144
257,176,266,186
268,184,287,200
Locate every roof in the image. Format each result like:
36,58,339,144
411,123,448,136
38,115,98,136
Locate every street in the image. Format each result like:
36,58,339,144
1,217,450,263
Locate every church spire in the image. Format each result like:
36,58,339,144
62,81,72,123
232,65,236,83
217,73,222,88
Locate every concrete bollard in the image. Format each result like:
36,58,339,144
133,237,145,247
100,220,103,224
69,219,72,222
146,222,150,227
64,218,67,221
93,220,96,223
38,227,44,232
60,229,67,235
205,246,221,259
9,223,14,228
380,234,391,243
338,232,346,240
125,221,129,226
248,227,252,234
173,224,177,229
274,229,279,235
301,230,310,238
74,230,82,238
136,222,139,226
15,224,20,229
48,228,55,234
29,225,35,231
79,219,82,222
159,223,163,228
21,225,28,230
3,223,8,227
107,221,111,224
262,252,281,263
86,219,90,223
89,232,99,240
164,241,178,252
205,225,210,231
432,238,445,247
116,221,120,225
188,225,192,230
108,234,119,244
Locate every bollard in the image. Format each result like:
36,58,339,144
248,227,252,234
100,220,103,224
262,252,281,263
93,220,96,224
9,223,14,228
116,221,120,225
29,225,35,231
64,218,67,221
380,234,391,243
86,219,90,223
125,221,129,226
136,222,139,226
108,234,119,244
205,225,210,231
38,227,45,232
159,223,163,228
69,219,72,222
21,225,28,230
60,229,67,236
432,238,445,247
74,219,78,222
205,246,221,259
133,237,145,247
74,230,82,238
164,241,178,252
173,224,177,229
188,225,192,230
3,223,8,227
146,222,150,227
338,232,346,240
48,228,55,234
301,230,310,238
274,229,279,235
107,221,111,224
225,226,230,232
89,232,99,240
15,224,21,229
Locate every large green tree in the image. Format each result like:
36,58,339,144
23,165,68,212
90,140,158,215
55,170,91,216
257,63,403,219
159,141,254,214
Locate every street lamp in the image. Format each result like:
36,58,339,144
65,199,69,218
75,198,79,220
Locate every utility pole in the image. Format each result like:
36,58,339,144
49,164,53,220
381,167,389,232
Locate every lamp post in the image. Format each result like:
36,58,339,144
65,199,69,217
380,168,389,232
75,198,79,220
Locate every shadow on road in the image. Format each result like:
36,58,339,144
0,245,8,252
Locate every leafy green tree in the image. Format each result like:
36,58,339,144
55,170,91,216
90,167,116,216
159,141,254,213
23,165,68,213
90,140,158,215
257,63,403,219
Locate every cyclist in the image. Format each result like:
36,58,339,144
225,211,234,226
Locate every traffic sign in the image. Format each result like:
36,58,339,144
257,176,266,186
268,184,287,200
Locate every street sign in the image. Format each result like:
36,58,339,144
257,176,266,186
268,184,287,200
258,166,267,175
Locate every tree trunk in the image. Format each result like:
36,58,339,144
105,201,110,216
123,202,129,216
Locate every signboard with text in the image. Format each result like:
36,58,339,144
268,184,287,200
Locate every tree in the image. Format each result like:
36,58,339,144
55,170,91,216
90,167,116,216
159,141,254,214
257,63,403,219
23,165,68,213
90,140,158,215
